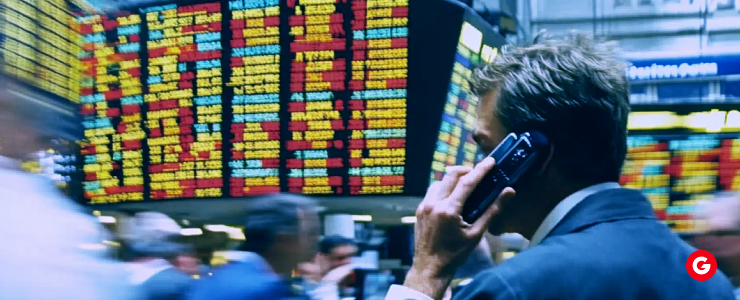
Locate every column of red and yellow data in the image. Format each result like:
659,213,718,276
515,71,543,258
145,3,223,200
228,3,282,196
287,0,347,195
79,15,145,204
669,146,718,232
670,148,718,196
347,0,408,194
620,142,670,220
719,139,740,191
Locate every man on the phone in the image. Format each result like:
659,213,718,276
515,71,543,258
299,236,359,300
385,32,735,300
317,235,358,275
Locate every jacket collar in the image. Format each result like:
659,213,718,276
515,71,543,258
544,188,657,242
529,182,621,246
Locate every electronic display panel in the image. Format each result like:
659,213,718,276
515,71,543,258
36,0,82,102
622,134,740,233
429,20,498,183
343,0,408,195
1,0,39,84
1,0,83,103
284,0,409,196
78,11,146,204
227,0,282,197
74,0,506,204
143,3,224,200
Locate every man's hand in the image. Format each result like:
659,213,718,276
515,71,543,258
321,264,355,286
404,157,515,300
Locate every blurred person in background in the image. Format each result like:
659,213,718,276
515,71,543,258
297,236,359,300
0,76,135,299
122,211,194,300
691,192,740,299
385,32,735,300
317,235,358,275
297,259,323,282
187,193,321,300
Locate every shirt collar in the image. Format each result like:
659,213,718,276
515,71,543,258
126,258,174,285
529,182,621,247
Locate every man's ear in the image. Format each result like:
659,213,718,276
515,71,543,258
535,144,555,175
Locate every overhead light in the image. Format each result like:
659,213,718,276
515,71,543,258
204,225,231,232
726,110,740,128
204,224,246,240
627,112,680,130
401,216,417,224
98,216,116,224
181,228,203,236
102,240,120,247
352,215,372,222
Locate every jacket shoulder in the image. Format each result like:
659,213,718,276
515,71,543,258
187,263,286,300
142,268,193,300
476,226,736,300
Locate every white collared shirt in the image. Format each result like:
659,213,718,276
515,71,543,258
384,182,622,300
126,258,175,285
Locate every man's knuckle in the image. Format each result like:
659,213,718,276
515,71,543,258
420,203,434,214
460,176,477,187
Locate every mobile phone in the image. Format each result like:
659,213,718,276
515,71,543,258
461,131,550,224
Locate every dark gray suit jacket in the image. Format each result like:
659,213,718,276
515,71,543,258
454,188,736,300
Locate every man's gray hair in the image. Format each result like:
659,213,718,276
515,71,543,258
241,193,319,254
469,31,631,183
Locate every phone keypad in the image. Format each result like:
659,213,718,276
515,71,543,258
491,167,510,184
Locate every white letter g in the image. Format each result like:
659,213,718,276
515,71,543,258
693,257,710,275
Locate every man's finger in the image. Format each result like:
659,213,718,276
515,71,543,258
418,166,471,217
437,165,472,200
469,187,515,235
446,157,497,212
417,181,442,216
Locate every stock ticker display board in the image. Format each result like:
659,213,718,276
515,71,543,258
76,0,506,204
621,134,740,233
429,21,498,182
1,0,83,103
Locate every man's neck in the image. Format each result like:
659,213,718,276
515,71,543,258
518,180,606,241
517,201,560,241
